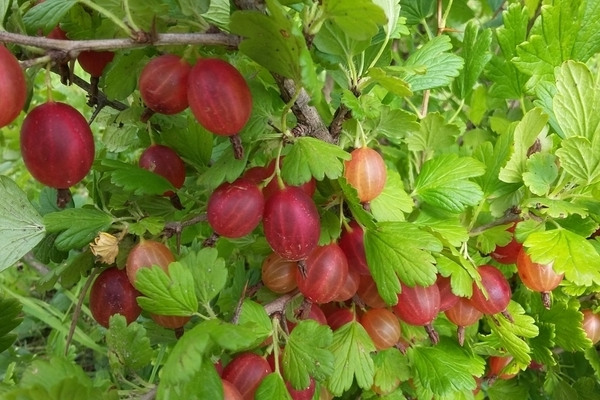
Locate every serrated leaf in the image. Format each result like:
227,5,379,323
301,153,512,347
366,68,412,97
180,248,227,305
525,197,588,219
255,373,292,400
572,1,600,61
486,4,528,99
455,21,492,99
319,209,342,245
23,0,77,34
486,378,529,400
323,0,387,41
539,299,592,352
435,255,475,298
372,107,420,142
106,315,153,371
101,159,175,196
338,177,377,230
553,61,600,141
197,144,248,190
19,356,95,391
476,223,513,255
230,0,320,100
373,348,410,394
402,35,464,91
485,301,539,365
556,136,600,185
159,356,223,400
414,212,468,248
529,322,556,368
281,137,351,185
406,112,459,158
413,154,485,213
499,108,549,184
364,222,441,304
128,216,165,236
409,339,484,396
101,50,148,100
161,115,213,170
0,176,45,272
400,0,434,25
370,172,413,222
313,19,370,59
175,0,209,16
522,153,558,196
238,300,272,344
283,320,334,389
473,132,513,197
0,297,22,353
326,321,375,396
43,208,113,251
135,263,198,316
524,229,600,287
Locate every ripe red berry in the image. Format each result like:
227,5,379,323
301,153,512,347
89,267,142,328
295,243,349,304
222,379,243,400
357,274,387,309
20,102,95,189
444,296,482,345
222,353,271,400
261,253,298,294
582,309,600,344
436,275,459,312
139,144,186,197
77,50,115,77
187,58,252,136
338,221,370,275
139,54,191,115
490,223,522,265
469,265,512,316
0,45,26,128
263,186,320,261
343,147,387,203
516,247,563,308
262,158,316,199
489,356,517,380
393,282,440,344
207,178,265,238
361,308,401,350
125,240,175,285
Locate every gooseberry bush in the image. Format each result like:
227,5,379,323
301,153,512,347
2,0,600,399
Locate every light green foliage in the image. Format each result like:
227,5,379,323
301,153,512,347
135,264,198,316
106,315,153,371
43,208,113,251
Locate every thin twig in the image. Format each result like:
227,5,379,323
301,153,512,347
137,386,157,400
469,208,522,236
65,267,99,356
23,251,50,275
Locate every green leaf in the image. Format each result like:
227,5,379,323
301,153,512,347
319,209,342,245
406,112,459,157
400,0,434,25
524,229,600,286
366,68,412,97
0,176,45,272
435,254,476,298
135,263,198,316
372,107,420,142
553,61,600,141
238,300,272,344
572,1,600,61
197,144,248,190
230,0,320,99
486,4,528,99
43,208,113,251
101,159,175,196
409,339,484,396
403,35,464,91
326,321,376,396
159,357,223,400
128,216,165,236
556,137,600,185
499,108,549,184
322,0,387,41
106,315,153,371
255,373,292,400
486,378,529,400
413,212,468,248
522,152,558,196
455,21,492,99
373,348,410,394
19,356,95,391
0,297,22,353
161,115,213,170
370,172,413,222
584,347,600,381
525,197,589,219
283,320,334,389
485,301,539,365
313,19,370,59
539,299,592,352
473,132,513,197
101,50,148,100
364,221,441,304
180,248,227,304
372,0,400,37
23,0,77,34
529,322,556,368
476,223,513,255
281,137,351,185
338,177,377,230
514,1,580,91
175,0,210,16
413,154,485,213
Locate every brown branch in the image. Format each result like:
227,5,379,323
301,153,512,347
137,386,157,400
469,207,522,236
0,32,240,55
22,251,50,275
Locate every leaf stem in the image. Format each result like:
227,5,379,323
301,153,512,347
123,0,142,33
448,98,465,124
148,345,165,384
78,0,136,39
65,267,98,356
281,82,302,135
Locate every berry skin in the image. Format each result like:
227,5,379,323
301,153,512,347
89,267,142,328
0,45,26,128
139,54,192,115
